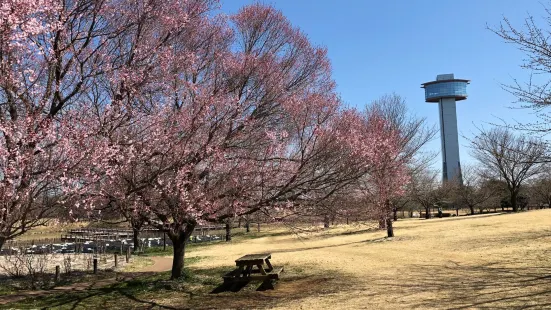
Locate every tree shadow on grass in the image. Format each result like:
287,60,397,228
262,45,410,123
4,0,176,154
268,235,395,255
210,276,282,293
0,271,182,310
331,227,380,237
357,260,551,309
233,230,294,240
0,264,353,310
443,228,551,255
198,273,351,309
210,279,250,293
393,212,509,231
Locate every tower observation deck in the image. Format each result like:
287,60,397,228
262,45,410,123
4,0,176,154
421,74,469,183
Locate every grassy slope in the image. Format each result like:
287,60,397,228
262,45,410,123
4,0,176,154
3,210,551,309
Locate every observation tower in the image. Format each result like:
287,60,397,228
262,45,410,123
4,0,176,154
421,74,469,184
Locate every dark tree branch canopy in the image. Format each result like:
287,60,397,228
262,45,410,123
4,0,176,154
469,127,546,211
489,3,551,133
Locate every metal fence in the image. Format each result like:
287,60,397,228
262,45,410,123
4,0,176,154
1,225,228,256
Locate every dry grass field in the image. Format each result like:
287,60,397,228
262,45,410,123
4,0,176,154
2,210,551,309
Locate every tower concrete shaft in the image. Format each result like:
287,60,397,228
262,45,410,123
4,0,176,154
438,97,461,182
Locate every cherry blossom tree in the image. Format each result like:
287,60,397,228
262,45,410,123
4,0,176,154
349,95,435,237
348,109,408,237
0,0,130,250
73,3,405,279
0,0,220,251
60,2,323,279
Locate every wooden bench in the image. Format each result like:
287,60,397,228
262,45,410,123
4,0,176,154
222,253,284,288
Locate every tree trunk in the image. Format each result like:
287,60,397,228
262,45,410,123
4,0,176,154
132,228,140,253
511,191,519,212
424,207,431,219
225,222,232,242
171,239,186,279
409,210,413,218
346,217,349,225
456,208,459,216
130,218,144,253
237,217,242,228
168,224,195,280
0,237,5,252
393,208,398,221
469,206,475,215
386,218,394,238
323,214,330,229
244,215,250,233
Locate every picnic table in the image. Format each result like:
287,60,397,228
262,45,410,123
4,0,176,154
222,253,284,289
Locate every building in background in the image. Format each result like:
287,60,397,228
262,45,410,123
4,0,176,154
422,74,469,184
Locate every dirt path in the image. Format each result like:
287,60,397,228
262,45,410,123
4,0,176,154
138,256,172,272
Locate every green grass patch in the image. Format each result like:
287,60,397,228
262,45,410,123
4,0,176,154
137,241,222,256
185,256,204,265
137,246,173,257
231,229,293,240
0,283,17,296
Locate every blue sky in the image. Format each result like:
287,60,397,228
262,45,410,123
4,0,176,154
221,0,545,169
